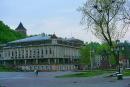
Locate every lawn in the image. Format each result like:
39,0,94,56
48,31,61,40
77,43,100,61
56,70,115,78
56,69,130,78
123,70,130,76
0,65,17,72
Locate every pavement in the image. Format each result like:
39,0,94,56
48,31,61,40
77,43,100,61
0,72,130,87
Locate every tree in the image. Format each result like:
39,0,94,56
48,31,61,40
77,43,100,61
80,42,118,69
97,43,116,66
79,0,129,47
80,42,100,65
122,41,130,63
80,44,90,65
0,20,26,43
79,0,130,65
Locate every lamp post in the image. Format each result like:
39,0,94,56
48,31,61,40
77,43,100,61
116,40,124,74
116,40,120,74
114,40,124,80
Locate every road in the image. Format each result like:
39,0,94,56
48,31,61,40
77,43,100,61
0,72,130,87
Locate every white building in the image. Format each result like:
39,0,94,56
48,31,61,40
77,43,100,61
0,33,83,71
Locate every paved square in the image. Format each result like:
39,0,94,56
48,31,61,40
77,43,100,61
0,72,130,87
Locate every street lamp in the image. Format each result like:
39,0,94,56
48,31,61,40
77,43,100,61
111,40,125,80
115,40,124,74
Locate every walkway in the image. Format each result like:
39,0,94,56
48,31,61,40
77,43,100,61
0,72,130,87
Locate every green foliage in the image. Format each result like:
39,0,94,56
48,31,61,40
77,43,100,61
56,70,103,78
123,41,130,59
80,40,130,67
0,65,17,72
80,45,90,64
56,70,115,78
109,54,116,65
80,42,117,65
0,20,26,44
97,43,109,54
80,42,100,65
123,70,130,76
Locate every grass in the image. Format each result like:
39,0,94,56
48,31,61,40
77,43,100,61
0,65,17,72
123,70,130,76
56,70,115,78
56,69,130,78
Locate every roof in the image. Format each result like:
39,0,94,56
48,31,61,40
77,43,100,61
9,35,51,43
8,34,84,45
15,22,26,30
66,37,83,42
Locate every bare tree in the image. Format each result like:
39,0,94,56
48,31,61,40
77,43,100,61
123,1,130,23
79,0,130,66
79,0,129,47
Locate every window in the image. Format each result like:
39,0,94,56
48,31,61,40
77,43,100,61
8,51,10,57
49,48,52,54
12,51,14,56
46,49,48,54
33,50,36,56
41,50,44,54
41,49,44,57
30,50,32,55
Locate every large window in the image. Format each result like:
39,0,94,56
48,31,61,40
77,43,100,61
46,49,48,55
49,48,52,54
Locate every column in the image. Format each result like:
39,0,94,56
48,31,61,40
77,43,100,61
24,59,27,65
36,59,38,64
68,58,70,64
127,59,129,68
14,60,16,65
63,58,65,64
3,60,6,65
57,59,59,64
54,59,57,64
70,58,73,64
48,59,50,65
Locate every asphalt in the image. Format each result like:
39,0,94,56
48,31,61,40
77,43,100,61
0,72,130,87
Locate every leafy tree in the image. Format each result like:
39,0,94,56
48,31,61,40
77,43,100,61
0,20,26,43
80,44,90,65
80,42,100,65
80,42,117,69
122,41,130,62
97,43,116,65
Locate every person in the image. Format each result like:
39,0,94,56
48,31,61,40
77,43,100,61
34,70,38,77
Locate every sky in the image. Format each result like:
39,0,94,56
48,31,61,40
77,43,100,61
0,0,130,42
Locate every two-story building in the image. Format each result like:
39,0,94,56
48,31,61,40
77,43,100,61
0,33,83,71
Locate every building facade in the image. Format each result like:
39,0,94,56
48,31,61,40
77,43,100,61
0,34,83,71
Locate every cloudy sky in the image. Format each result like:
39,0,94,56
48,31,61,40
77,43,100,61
0,0,130,42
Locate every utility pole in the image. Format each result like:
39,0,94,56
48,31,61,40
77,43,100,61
90,45,94,70
90,32,94,70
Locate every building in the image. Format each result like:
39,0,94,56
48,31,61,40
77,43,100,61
119,57,129,69
15,22,27,35
0,33,83,71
